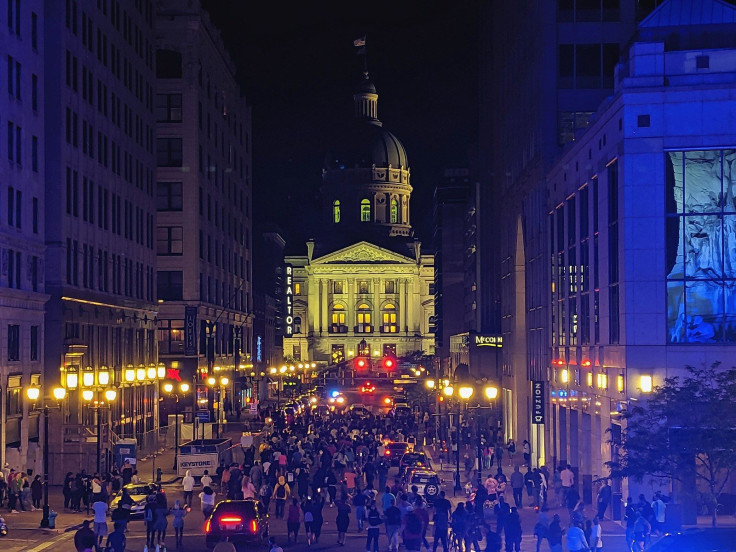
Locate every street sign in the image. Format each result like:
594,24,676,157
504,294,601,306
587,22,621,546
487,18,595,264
196,411,210,423
249,403,257,414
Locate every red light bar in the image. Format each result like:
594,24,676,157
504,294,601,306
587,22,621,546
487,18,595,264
220,516,242,523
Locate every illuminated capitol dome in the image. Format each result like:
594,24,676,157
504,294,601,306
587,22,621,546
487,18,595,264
282,63,435,364
322,72,413,240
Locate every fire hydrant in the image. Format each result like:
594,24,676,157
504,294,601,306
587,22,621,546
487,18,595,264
48,509,58,529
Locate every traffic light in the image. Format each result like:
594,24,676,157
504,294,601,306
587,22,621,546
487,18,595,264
355,357,369,371
382,356,395,370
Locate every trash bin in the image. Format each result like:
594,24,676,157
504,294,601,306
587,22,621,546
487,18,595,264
48,509,58,529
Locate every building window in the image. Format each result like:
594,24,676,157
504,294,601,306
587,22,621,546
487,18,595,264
293,317,302,334
6,386,21,416
333,200,341,223
358,281,369,294
156,226,183,255
157,319,184,354
666,150,736,343
360,198,371,222
156,182,183,211
156,49,182,79
428,316,437,333
156,137,183,167
382,304,398,333
330,305,346,333
157,270,183,301
383,343,397,357
384,280,395,294
333,281,343,294
294,283,301,295
155,93,183,122
390,198,399,223
608,161,620,344
7,325,20,361
30,326,39,361
331,344,345,364
356,304,372,333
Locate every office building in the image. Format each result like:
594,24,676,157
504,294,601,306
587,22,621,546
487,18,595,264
155,0,253,419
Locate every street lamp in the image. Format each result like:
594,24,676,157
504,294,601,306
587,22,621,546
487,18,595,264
205,376,229,438
162,381,190,469
82,387,118,474
26,384,67,528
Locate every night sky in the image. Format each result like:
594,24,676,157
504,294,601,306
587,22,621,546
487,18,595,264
202,1,480,249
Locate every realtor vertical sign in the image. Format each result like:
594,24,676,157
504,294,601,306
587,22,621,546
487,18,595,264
532,380,545,424
284,264,294,336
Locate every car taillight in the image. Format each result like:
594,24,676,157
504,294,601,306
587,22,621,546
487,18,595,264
204,519,211,533
385,450,390,455
251,520,258,533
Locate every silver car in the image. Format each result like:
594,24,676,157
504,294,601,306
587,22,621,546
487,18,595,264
109,482,157,519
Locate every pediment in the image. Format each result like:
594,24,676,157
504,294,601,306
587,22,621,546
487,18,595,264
313,241,414,265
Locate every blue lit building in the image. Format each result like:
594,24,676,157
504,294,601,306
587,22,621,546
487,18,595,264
546,0,736,512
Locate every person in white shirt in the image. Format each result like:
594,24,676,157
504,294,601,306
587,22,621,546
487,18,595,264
199,486,216,519
652,493,666,534
591,516,603,550
92,499,108,547
201,470,213,489
182,470,195,507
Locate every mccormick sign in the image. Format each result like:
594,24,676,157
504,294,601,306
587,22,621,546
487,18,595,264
532,380,545,424
284,264,294,335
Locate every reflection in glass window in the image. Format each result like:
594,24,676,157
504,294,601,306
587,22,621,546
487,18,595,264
666,149,736,343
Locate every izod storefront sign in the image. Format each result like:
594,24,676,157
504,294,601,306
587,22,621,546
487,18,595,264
285,264,294,335
532,380,545,424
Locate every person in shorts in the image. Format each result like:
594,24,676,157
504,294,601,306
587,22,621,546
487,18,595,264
92,497,108,547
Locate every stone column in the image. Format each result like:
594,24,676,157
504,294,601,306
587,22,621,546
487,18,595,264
372,278,380,333
407,277,415,335
308,275,319,335
321,279,329,335
348,277,355,330
398,279,406,335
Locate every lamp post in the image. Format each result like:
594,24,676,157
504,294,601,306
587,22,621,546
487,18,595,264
206,376,228,438
163,382,190,470
26,384,67,528
82,387,118,474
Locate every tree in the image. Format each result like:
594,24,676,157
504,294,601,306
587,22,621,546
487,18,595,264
609,363,736,527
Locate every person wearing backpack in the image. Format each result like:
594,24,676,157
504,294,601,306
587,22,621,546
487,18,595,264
366,504,383,552
272,475,290,518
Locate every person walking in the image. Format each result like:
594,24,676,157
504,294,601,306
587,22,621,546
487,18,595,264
560,464,574,506
353,485,367,531
544,514,563,552
287,498,301,544
366,504,383,552
336,499,351,545
154,492,169,546
105,522,126,552
504,507,522,552
522,441,531,467
565,522,589,552
182,470,195,508
171,499,189,547
199,486,216,519
652,492,666,535
532,512,549,552
596,479,612,520
310,492,325,544
273,475,290,518
591,516,603,550
92,496,108,548
432,490,451,552
31,475,42,510
143,495,157,549
402,509,424,552
507,440,516,464
509,466,524,509
384,497,402,552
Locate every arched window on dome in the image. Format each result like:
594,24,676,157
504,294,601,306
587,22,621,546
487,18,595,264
360,199,371,222
333,200,341,224
390,198,399,224
356,303,372,333
382,303,398,333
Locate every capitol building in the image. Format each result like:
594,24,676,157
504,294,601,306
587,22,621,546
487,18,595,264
283,72,435,363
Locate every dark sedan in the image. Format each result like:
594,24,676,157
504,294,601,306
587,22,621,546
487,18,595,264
646,528,736,551
205,499,269,551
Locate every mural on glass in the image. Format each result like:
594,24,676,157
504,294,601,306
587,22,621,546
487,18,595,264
666,150,736,343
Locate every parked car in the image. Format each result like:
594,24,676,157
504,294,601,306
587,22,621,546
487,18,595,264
384,442,410,466
109,483,157,519
645,528,736,551
405,470,443,504
205,499,269,550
